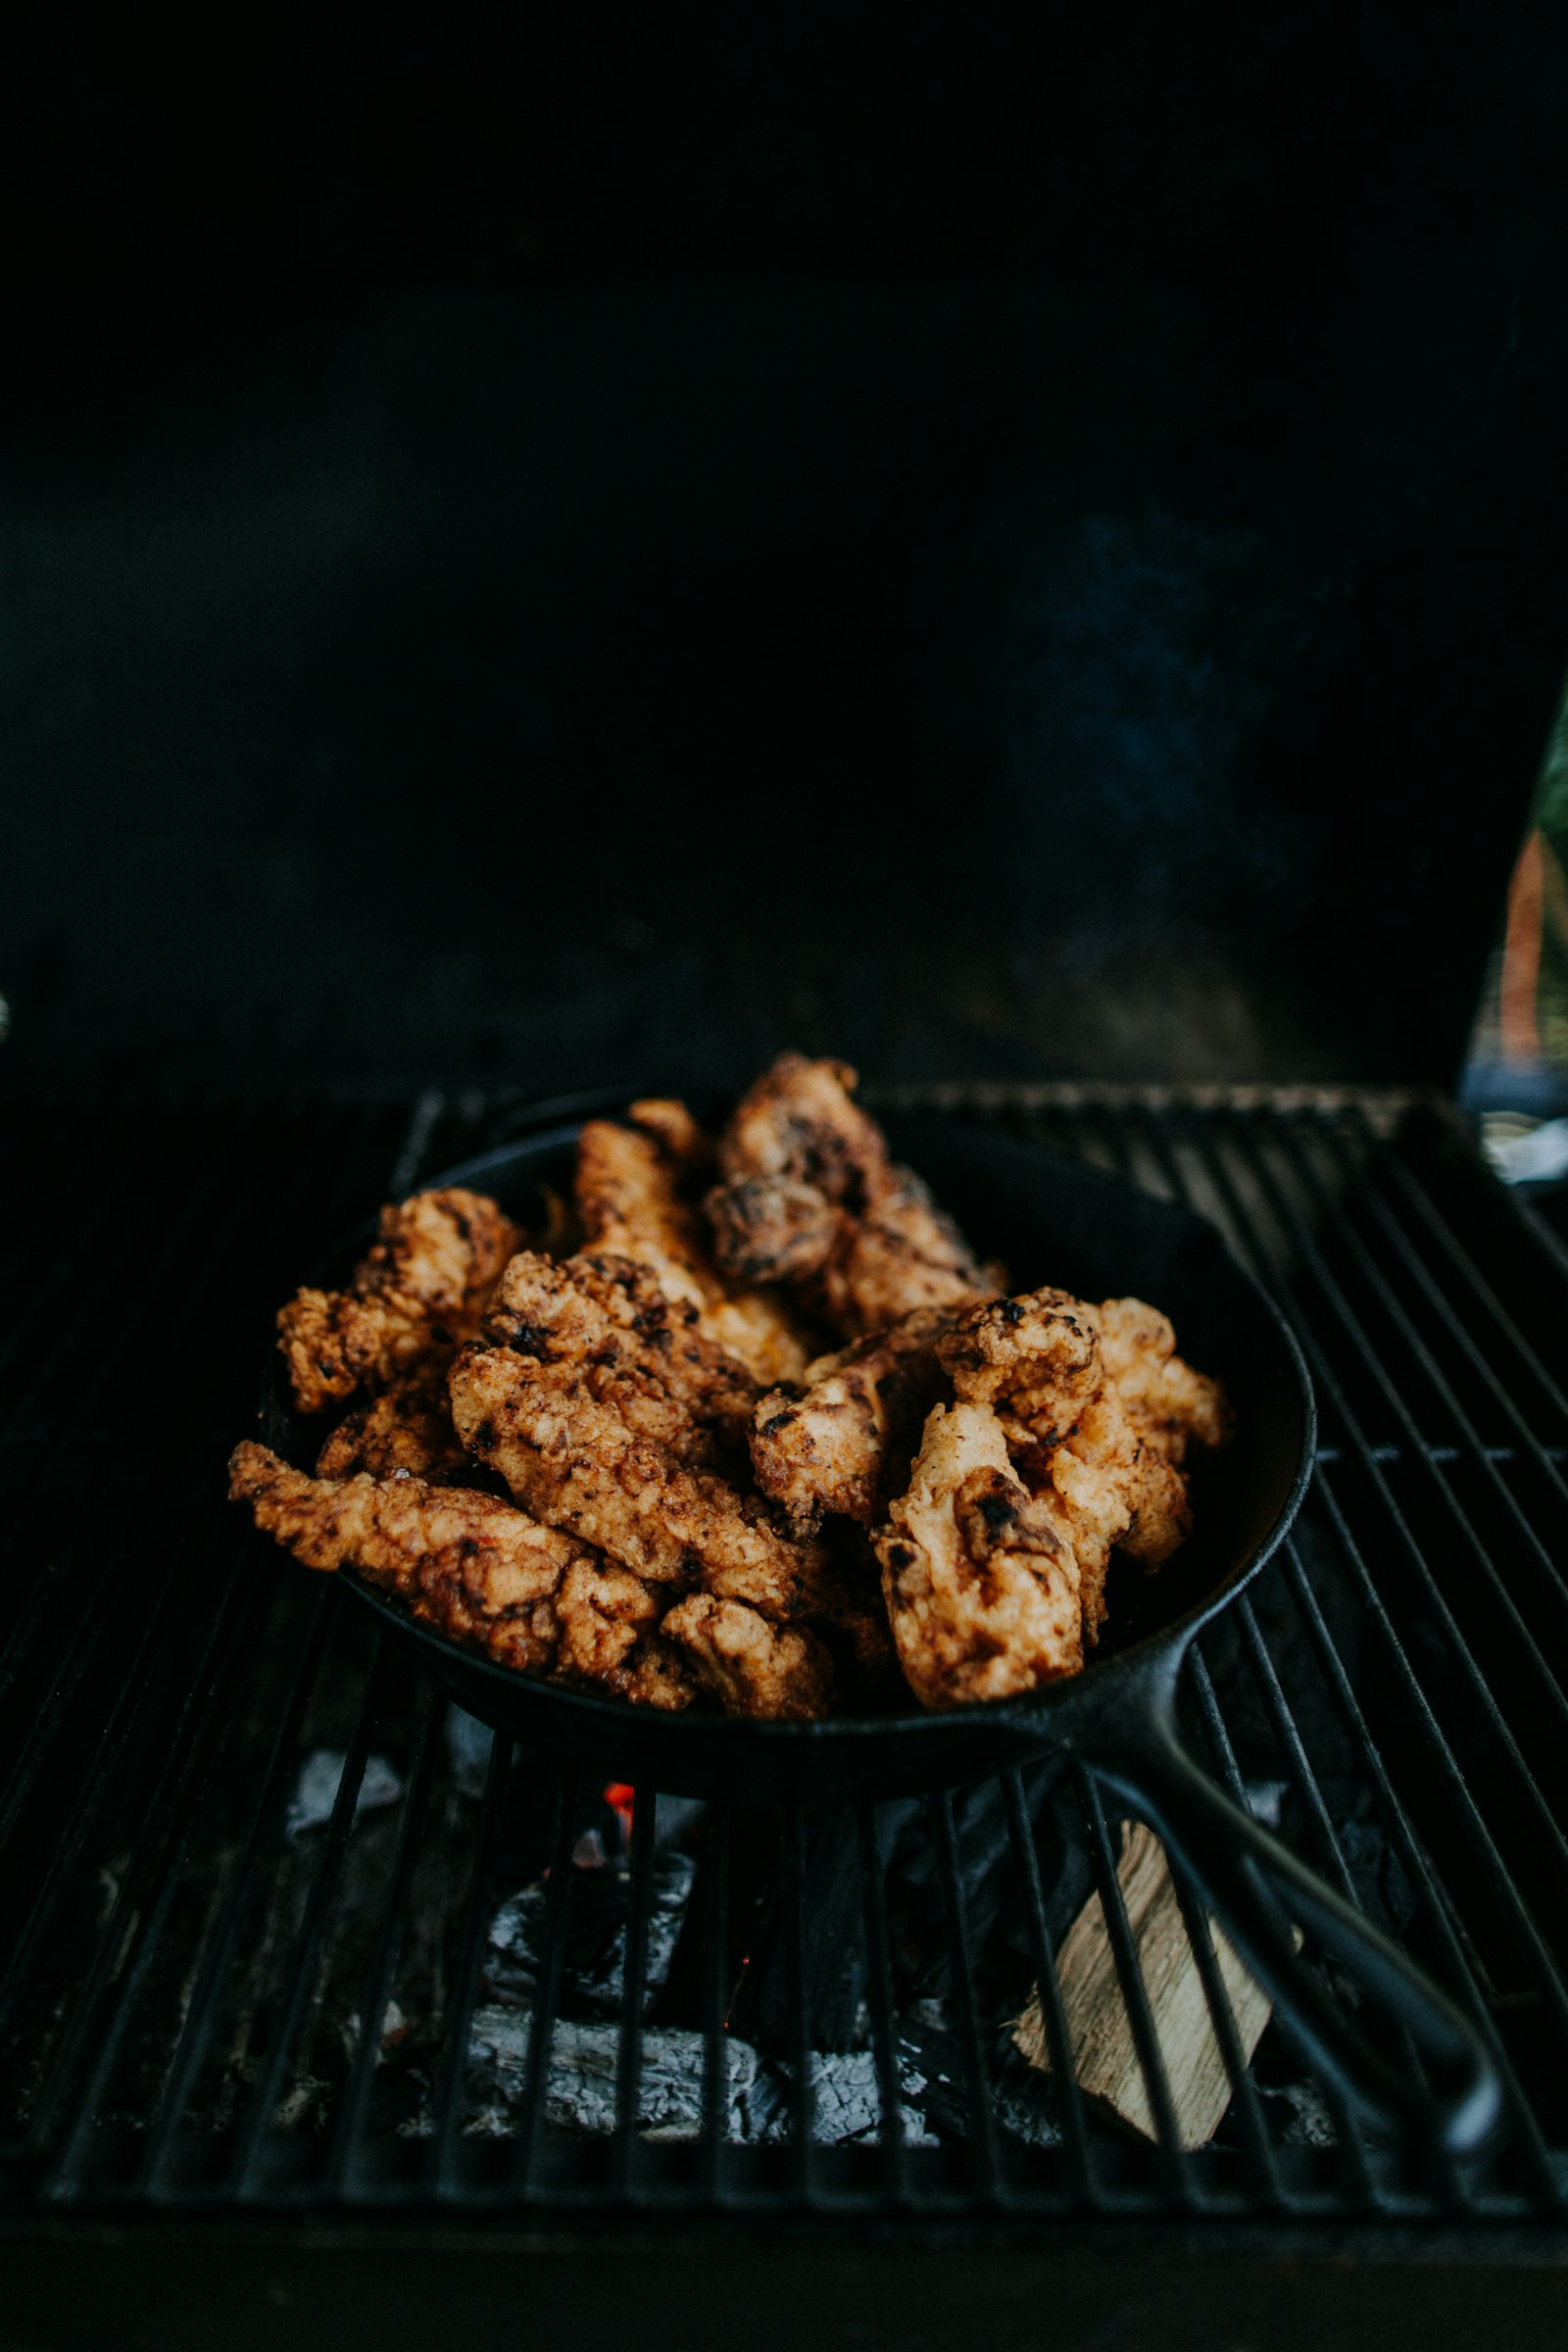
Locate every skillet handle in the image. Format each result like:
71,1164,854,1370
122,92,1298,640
1077,1702,1501,2155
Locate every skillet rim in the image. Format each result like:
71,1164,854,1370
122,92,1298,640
260,1112,1316,1757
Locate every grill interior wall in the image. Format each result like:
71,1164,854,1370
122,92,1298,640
2,1090,1566,2222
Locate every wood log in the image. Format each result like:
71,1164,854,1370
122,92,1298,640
1011,1819,1276,2150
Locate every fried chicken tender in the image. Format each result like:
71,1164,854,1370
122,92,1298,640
277,1188,520,1415
661,1593,834,1721
704,1176,842,1287
706,1053,995,1337
938,1288,1103,1447
873,1402,1083,1708
554,1556,697,1705
1098,1296,1232,1459
316,1361,474,1485
575,1109,714,1311
938,1285,1226,1642
749,1305,959,1532
575,1105,814,1385
227,1441,693,1707
716,1054,886,1197
449,1344,832,1622
1016,1394,1193,1642
484,1249,759,1466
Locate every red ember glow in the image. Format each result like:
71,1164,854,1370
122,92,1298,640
603,1783,635,1845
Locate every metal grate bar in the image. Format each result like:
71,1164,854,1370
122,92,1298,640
1175,1655,1288,2182
1279,1539,1563,2208
780,1806,815,2195
232,1630,389,2195
0,1504,265,2053
1184,1645,1376,2201
1076,1765,1191,2207
1349,1111,1568,1429
1216,1599,1447,2197
1176,1111,1568,1892
512,1773,580,2194
0,1474,265,1867
1002,1770,1094,2207
698,1809,731,2198
1160,1092,1568,2159
855,1802,909,2200
1308,1461,1568,2049
9,1090,1568,2230
1333,1115,1568,1497
1221,1591,1463,2209
427,1730,514,2194
131,1585,338,2194
42,1590,340,2196
1266,1111,1568,1635
928,1789,1002,2199
1242,1111,1568,1710
328,1685,447,2198
611,1788,657,2197
1161,1843,1285,2207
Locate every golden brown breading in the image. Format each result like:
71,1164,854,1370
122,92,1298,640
938,1288,1103,1447
575,1108,815,1385
938,1285,1223,1641
706,1054,994,1337
715,1052,883,1197
316,1360,473,1485
660,1593,834,1721
276,1188,521,1415
623,1096,716,1170
699,1293,817,1389
450,1344,832,1621
484,1249,757,1465
229,1442,693,1707
1098,1296,1232,1460
703,1176,843,1288
749,1305,959,1532
814,1170,995,1336
873,1402,1083,1708
1016,1394,1193,1642
575,1114,715,1313
553,1557,698,1705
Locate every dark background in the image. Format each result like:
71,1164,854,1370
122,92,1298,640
5,4,1568,1097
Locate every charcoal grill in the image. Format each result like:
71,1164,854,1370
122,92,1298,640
4,1083,1568,2345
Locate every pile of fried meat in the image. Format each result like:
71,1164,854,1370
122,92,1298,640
230,1055,1228,1721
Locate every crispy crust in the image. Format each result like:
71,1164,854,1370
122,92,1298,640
938,1288,1103,1448
707,1054,994,1337
661,1592,834,1721
1098,1296,1232,1459
575,1110,816,1384
276,1188,520,1415
449,1344,833,1621
484,1248,759,1465
874,1401,1083,1708
937,1285,1226,1643
749,1305,959,1531
316,1360,474,1485
229,1441,693,1707
244,1059,1231,1723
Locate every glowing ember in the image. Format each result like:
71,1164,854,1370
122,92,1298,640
603,1783,635,1846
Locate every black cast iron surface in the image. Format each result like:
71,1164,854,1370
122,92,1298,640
2,1085,1567,2241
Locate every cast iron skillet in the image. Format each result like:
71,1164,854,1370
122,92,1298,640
258,1107,1499,2154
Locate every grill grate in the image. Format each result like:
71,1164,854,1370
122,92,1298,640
3,1086,1567,2229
